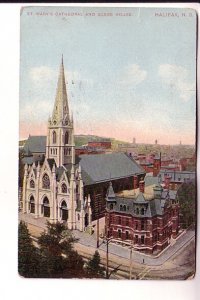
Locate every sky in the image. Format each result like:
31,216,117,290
19,6,196,145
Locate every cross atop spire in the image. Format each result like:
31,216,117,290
51,56,70,125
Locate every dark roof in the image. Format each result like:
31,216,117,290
79,153,145,186
22,156,44,165
159,170,195,181
23,136,46,154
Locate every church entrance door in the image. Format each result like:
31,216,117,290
61,200,68,221
43,197,50,217
85,213,88,227
30,196,35,214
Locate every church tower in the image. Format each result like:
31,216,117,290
46,56,75,167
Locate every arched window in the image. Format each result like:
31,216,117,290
123,205,126,211
65,132,69,144
61,183,67,193
42,173,50,189
60,200,68,221
30,195,35,213
30,179,35,188
120,205,123,211
52,131,56,144
141,208,145,215
43,197,50,217
110,203,113,210
136,207,139,215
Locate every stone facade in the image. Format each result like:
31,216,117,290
22,58,92,231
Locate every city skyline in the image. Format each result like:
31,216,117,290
20,7,196,145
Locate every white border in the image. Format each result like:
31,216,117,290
0,3,199,300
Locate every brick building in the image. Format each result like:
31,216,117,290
105,180,179,254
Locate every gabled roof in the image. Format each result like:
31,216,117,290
23,136,46,154
79,152,145,186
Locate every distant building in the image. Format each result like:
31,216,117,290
105,180,180,254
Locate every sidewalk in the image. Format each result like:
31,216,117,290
19,212,195,267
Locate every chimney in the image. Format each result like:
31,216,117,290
133,175,138,189
165,176,171,189
139,180,145,193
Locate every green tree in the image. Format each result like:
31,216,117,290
177,181,196,229
18,221,40,277
37,221,85,278
85,250,105,278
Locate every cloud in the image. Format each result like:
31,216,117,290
30,66,56,84
158,64,195,102
20,99,52,122
120,64,147,86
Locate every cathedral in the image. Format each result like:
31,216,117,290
21,57,146,231
22,57,92,231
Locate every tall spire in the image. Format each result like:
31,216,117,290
51,56,69,124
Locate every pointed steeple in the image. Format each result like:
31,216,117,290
106,182,116,200
51,56,69,124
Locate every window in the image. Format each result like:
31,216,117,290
125,231,129,240
65,132,69,144
135,222,138,230
61,183,67,193
30,179,35,188
141,208,145,215
118,230,122,238
135,235,138,243
42,173,50,189
77,214,80,221
120,205,123,211
126,218,129,226
110,203,113,210
136,207,139,215
123,205,126,211
52,131,56,144
141,235,145,244
141,220,145,230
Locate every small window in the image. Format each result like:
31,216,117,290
120,205,123,211
61,183,67,193
141,208,145,215
77,214,80,221
135,235,138,243
141,220,145,230
141,235,145,244
42,173,50,189
125,231,129,240
126,218,129,226
123,205,126,211
136,207,139,215
52,131,56,144
65,132,69,144
30,179,35,188
110,203,113,210
118,229,122,238
135,222,138,230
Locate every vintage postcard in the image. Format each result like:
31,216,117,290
19,6,196,280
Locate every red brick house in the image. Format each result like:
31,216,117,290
105,180,180,254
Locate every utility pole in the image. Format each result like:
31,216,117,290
106,238,109,279
97,212,99,248
129,242,133,280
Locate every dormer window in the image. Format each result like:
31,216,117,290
110,203,113,210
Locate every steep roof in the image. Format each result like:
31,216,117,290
79,152,145,186
23,136,46,154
